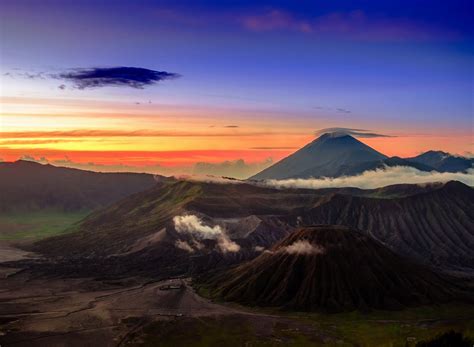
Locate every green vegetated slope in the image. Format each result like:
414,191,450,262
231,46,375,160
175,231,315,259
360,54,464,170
0,160,158,242
34,179,203,255
0,210,90,241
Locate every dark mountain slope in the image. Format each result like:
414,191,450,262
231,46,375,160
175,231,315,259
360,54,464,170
300,181,474,269
0,160,157,213
250,133,387,180
201,225,469,312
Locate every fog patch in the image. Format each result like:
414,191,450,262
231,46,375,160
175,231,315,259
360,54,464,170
283,240,325,255
264,166,474,190
173,214,240,253
255,246,265,252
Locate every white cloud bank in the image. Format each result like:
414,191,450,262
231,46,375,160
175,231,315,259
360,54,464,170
264,166,474,190
173,214,240,253
283,240,325,255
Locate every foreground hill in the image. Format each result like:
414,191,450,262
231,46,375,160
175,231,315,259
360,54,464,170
0,160,157,213
200,225,469,312
31,179,474,277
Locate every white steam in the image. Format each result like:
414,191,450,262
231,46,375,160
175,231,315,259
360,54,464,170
173,214,240,253
264,166,474,190
283,240,325,255
174,214,222,238
174,240,194,253
217,236,241,253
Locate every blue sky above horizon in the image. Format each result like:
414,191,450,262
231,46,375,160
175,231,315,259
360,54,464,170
0,0,473,177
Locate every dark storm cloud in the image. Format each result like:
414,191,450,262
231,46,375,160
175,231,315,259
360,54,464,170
55,66,180,89
315,127,395,138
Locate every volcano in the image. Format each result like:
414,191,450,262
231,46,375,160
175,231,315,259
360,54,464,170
201,225,469,312
250,133,387,180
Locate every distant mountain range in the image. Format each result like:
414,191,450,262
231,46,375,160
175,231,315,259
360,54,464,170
0,160,157,213
251,133,473,180
407,150,473,172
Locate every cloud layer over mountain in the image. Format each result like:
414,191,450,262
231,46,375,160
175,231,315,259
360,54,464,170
264,166,474,190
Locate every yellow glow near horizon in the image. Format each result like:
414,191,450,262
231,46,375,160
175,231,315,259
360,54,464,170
1,95,473,168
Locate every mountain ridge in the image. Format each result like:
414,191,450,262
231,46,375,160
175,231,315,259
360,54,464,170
0,160,158,213
31,179,474,277
250,133,473,180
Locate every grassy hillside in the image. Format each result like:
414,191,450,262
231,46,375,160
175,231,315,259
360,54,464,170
34,179,203,256
0,210,89,241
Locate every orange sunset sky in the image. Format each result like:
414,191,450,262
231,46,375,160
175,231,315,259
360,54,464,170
1,94,472,178
1,1,473,178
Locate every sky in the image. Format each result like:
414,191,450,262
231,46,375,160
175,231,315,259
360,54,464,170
0,0,473,178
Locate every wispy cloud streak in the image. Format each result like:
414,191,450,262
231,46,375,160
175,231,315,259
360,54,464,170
0,129,290,138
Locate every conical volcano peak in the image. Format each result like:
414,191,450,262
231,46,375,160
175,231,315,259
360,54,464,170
309,132,365,147
203,224,465,312
275,225,359,249
318,131,355,139
251,132,387,180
